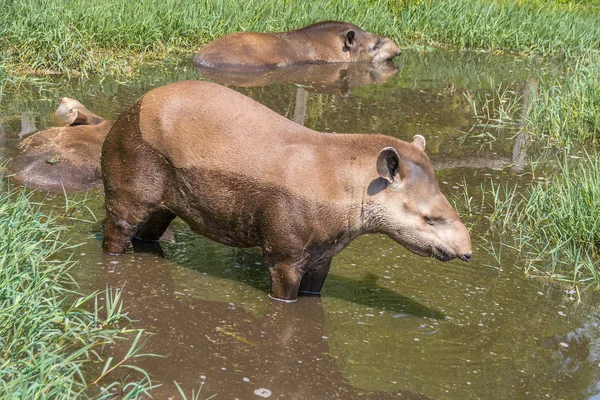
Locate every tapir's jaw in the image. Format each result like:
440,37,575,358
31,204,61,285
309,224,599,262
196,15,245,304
389,232,471,263
431,244,463,262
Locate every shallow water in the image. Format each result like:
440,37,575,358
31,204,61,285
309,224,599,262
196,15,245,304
2,50,599,399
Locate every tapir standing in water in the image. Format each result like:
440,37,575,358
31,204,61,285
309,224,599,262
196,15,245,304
101,81,471,302
193,21,401,70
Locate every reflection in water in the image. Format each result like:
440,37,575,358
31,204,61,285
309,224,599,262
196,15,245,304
99,251,429,399
19,113,37,139
512,79,538,171
195,61,399,96
293,87,308,125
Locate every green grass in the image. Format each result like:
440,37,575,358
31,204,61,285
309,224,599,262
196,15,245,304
527,54,600,146
0,173,155,399
1,0,599,86
456,153,600,284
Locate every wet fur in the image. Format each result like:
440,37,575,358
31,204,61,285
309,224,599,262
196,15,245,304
193,21,401,70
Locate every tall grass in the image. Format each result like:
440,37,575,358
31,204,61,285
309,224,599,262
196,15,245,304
1,0,599,85
526,54,600,146
456,153,600,284
467,51,600,148
0,173,155,399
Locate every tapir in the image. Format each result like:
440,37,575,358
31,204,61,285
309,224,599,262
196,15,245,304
193,21,401,70
101,81,471,302
9,98,111,192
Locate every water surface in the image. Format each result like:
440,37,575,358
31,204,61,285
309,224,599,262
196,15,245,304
1,50,598,399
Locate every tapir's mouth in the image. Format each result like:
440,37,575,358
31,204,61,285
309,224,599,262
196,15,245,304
389,233,466,262
432,245,458,262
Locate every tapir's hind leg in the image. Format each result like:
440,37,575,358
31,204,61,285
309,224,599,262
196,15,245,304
100,101,170,255
102,181,168,254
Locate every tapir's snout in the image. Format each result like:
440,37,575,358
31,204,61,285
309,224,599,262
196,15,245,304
454,225,472,262
373,37,401,62
437,218,472,263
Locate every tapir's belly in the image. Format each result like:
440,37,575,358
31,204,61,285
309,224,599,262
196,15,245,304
164,167,275,249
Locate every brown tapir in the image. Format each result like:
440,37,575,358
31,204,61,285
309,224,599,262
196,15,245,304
193,21,401,70
9,98,112,192
101,81,471,302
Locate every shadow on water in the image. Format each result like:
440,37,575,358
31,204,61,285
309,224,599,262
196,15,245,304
133,236,445,320
101,249,431,399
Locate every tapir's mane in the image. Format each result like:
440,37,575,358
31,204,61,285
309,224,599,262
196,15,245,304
293,21,360,33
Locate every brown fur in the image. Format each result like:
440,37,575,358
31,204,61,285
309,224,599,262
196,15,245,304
101,81,471,302
193,21,401,70
8,98,112,192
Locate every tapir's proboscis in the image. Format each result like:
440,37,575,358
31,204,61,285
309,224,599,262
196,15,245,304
101,81,472,302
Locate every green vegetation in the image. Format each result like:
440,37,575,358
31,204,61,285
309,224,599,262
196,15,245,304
0,174,154,399
458,48,600,283
527,54,600,146
1,0,599,86
459,152,600,284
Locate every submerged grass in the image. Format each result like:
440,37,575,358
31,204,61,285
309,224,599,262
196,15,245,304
1,0,599,86
0,173,155,398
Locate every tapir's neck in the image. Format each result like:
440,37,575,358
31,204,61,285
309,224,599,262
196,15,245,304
314,134,386,240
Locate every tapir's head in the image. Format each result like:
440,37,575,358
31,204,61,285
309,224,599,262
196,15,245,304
338,24,401,63
368,135,472,262
301,21,401,63
55,97,105,126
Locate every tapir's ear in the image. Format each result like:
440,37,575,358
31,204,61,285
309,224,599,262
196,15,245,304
412,135,426,151
376,146,402,183
65,110,81,126
56,98,104,126
344,30,356,49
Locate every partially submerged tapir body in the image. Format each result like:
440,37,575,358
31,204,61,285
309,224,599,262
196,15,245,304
9,98,112,191
101,81,471,302
193,21,401,70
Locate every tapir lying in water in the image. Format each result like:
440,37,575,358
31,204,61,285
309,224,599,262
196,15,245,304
9,98,112,192
193,21,401,70
101,81,472,302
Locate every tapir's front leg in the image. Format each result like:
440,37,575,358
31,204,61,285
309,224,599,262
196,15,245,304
266,255,307,303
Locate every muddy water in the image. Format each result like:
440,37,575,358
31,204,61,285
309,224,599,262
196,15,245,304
2,51,600,399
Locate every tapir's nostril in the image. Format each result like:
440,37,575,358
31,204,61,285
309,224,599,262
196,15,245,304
462,253,472,262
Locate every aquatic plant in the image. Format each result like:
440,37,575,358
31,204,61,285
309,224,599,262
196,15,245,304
0,174,155,399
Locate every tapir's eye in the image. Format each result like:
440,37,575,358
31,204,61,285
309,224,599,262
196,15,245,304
424,216,445,225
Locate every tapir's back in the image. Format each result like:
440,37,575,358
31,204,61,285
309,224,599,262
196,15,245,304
137,81,323,176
